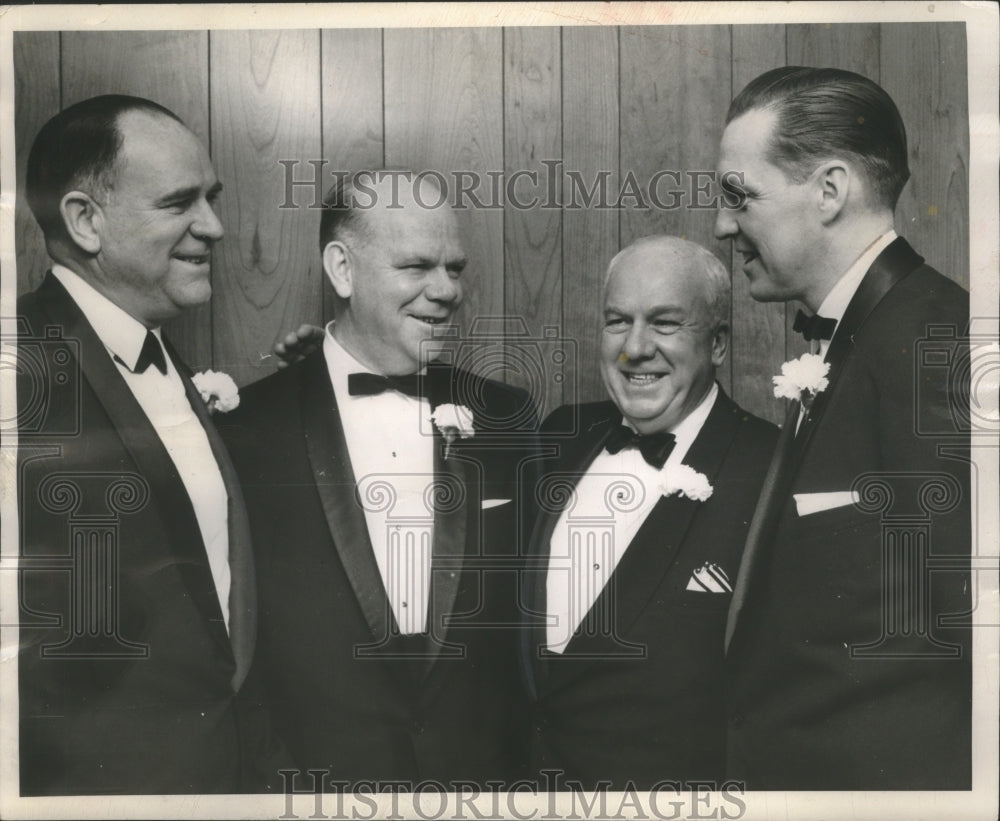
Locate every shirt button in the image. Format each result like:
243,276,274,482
593,563,600,570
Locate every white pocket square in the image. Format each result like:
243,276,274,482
794,491,860,516
686,562,732,593
481,499,512,510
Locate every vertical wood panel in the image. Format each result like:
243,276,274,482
13,31,60,296
383,27,504,363
503,27,562,415
210,30,322,386
729,25,788,425
320,29,384,321
16,23,963,414
620,24,733,394
562,26,619,406
61,31,212,368
785,24,881,363
881,22,969,289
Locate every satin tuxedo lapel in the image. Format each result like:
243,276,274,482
299,351,391,644
298,353,468,679
533,391,743,693
32,274,231,657
170,341,255,691
725,237,924,652
521,405,619,691
724,400,799,650
790,237,922,463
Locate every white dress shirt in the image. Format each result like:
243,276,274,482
323,327,435,634
52,265,231,631
545,383,719,653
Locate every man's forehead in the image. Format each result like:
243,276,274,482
605,246,706,305
115,110,216,186
368,198,461,245
718,107,778,165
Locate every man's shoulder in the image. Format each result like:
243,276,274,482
540,400,618,436
716,391,780,445
222,353,318,429
871,257,968,331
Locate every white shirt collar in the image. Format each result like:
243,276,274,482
51,264,159,370
816,229,898,325
322,322,377,398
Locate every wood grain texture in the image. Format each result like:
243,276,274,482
60,30,212,368
728,25,788,425
383,27,504,363
619,26,732,253
503,27,563,415
620,24,733,396
320,29,384,322
210,29,322,386
784,24,882,363
13,31,60,296
881,22,969,289
561,25,619,407
12,24,967,407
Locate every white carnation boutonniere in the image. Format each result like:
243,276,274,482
192,370,240,414
773,353,830,411
658,463,714,502
431,403,475,458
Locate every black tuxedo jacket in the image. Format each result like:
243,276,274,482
219,350,540,789
16,273,271,795
520,390,777,790
724,238,972,789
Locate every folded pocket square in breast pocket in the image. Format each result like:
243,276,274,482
794,491,860,516
685,563,733,593
481,499,512,510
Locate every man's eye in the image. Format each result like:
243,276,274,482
604,317,627,330
723,188,747,210
653,320,681,333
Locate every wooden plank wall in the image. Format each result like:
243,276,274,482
12,24,969,424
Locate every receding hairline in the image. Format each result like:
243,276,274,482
604,235,731,328
321,171,455,252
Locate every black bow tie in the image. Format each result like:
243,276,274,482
793,310,837,342
348,371,425,399
116,330,167,375
604,425,676,469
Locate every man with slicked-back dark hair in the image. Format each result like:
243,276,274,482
17,94,281,794
715,67,971,789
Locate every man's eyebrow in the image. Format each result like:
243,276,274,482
155,181,223,206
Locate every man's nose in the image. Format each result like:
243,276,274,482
623,323,654,360
425,267,462,304
714,205,737,240
192,199,224,242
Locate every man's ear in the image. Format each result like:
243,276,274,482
59,190,102,255
814,160,850,224
711,321,730,368
322,241,353,299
